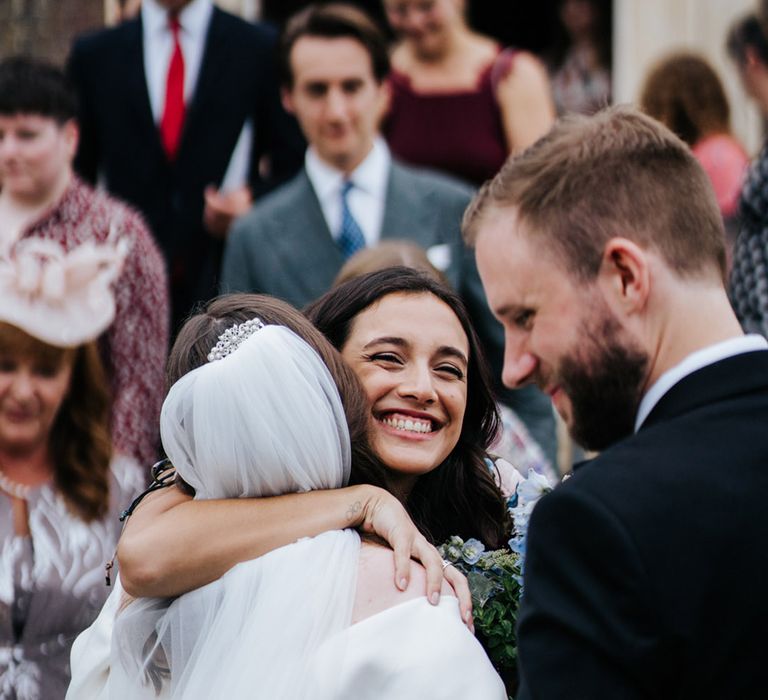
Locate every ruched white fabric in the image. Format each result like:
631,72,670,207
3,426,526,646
311,596,506,699
105,326,360,699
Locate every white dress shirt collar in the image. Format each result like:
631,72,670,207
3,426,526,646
635,334,768,431
141,0,214,120
142,0,213,36
305,138,391,245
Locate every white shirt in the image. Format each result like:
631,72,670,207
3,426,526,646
142,0,212,120
304,138,390,246
141,0,252,191
634,334,768,431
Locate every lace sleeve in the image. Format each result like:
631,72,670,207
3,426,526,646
105,205,169,467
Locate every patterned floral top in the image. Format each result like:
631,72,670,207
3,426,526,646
18,177,170,467
550,46,611,116
731,143,768,338
0,455,144,700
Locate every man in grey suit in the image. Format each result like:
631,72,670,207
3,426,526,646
222,2,556,463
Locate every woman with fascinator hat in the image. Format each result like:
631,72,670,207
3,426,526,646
0,238,144,698
78,294,504,699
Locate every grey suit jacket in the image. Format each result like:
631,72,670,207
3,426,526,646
223,161,470,304
222,160,557,462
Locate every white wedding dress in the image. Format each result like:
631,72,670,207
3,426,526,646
67,324,505,699
312,595,505,698
71,583,505,699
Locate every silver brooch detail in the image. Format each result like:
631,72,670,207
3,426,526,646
207,317,265,362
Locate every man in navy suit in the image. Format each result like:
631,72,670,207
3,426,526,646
464,106,768,697
221,2,558,465
68,0,303,330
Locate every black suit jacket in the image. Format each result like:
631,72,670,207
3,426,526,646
517,350,768,699
68,8,303,327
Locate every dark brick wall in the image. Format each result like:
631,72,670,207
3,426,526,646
0,0,105,67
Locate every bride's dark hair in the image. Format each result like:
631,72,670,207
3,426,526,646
306,267,510,548
167,293,388,491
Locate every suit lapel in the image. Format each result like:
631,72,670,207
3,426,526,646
381,163,436,247
123,18,162,155
182,8,223,154
380,162,462,288
271,171,345,301
180,8,243,169
642,350,768,430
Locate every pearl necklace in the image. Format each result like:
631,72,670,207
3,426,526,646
0,469,32,500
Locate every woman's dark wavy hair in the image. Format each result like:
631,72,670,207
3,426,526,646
0,323,112,522
305,267,510,548
167,293,388,492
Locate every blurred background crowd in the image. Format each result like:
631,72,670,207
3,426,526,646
4,0,768,526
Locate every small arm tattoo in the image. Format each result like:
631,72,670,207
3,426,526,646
345,500,363,522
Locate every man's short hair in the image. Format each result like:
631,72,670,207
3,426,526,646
279,3,390,89
0,56,77,123
463,105,726,282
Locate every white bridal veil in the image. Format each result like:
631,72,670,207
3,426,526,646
108,325,361,699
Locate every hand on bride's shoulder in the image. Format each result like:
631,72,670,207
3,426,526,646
356,487,473,626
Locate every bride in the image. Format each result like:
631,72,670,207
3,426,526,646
103,296,504,698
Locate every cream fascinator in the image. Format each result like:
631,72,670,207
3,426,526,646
0,237,128,347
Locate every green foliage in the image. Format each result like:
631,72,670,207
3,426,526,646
439,536,522,695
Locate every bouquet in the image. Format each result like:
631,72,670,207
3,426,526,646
439,469,553,694
438,536,522,673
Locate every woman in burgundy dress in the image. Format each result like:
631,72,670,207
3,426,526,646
382,0,555,185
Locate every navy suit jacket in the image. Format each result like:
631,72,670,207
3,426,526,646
68,8,303,326
222,160,557,458
517,349,768,699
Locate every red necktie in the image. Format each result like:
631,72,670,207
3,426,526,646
160,14,185,160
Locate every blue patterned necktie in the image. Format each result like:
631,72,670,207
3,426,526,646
337,180,366,259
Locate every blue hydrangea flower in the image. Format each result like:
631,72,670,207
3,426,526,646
461,538,485,565
517,468,552,503
445,545,462,562
508,469,553,588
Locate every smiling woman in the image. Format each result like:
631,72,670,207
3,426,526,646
340,291,469,495
0,337,74,453
382,0,555,184
306,266,512,547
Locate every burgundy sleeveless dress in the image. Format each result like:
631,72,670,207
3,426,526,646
384,48,515,186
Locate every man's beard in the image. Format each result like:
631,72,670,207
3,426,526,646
557,315,649,452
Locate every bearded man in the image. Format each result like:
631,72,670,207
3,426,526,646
463,106,768,699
